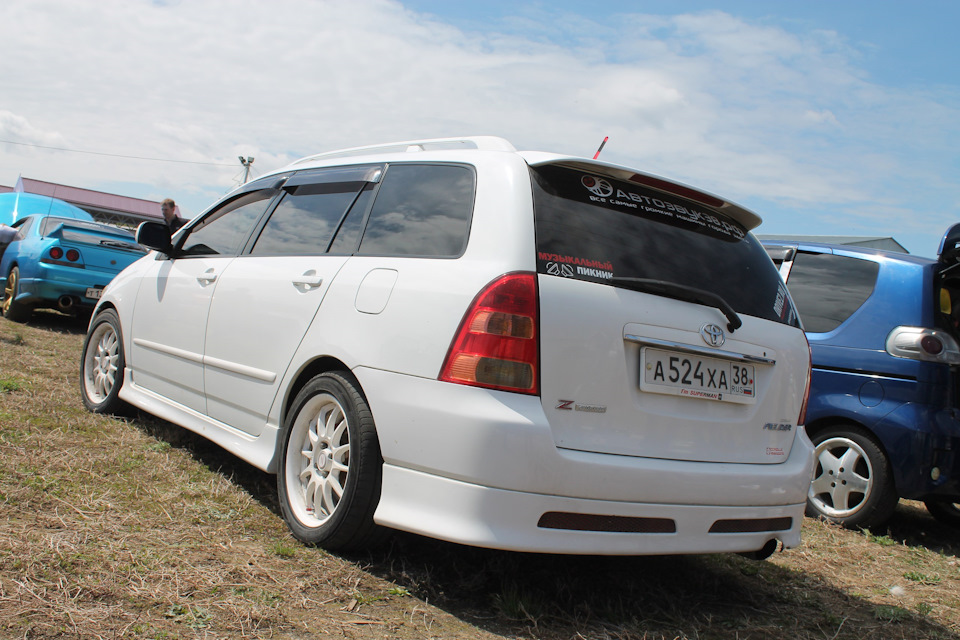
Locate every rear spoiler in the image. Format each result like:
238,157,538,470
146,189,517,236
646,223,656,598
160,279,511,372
520,152,763,231
46,222,144,253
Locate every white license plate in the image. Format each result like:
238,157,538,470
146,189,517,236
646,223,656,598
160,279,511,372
85,287,103,299
640,347,756,404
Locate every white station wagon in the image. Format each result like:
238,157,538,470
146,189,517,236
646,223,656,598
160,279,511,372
80,136,814,558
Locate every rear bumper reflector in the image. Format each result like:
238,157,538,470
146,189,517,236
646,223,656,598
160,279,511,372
537,512,676,534
708,517,793,533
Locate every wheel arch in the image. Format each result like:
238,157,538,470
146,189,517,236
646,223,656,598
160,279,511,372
93,301,119,315
281,356,366,430
2,260,18,284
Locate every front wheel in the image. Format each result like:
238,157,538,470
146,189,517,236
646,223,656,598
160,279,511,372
923,500,960,527
2,266,31,322
806,424,898,530
277,371,386,550
80,309,128,414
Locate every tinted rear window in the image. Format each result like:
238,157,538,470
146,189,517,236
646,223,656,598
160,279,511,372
532,165,798,327
357,164,474,257
783,252,879,333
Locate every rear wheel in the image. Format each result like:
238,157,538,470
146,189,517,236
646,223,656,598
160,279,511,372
80,309,128,414
2,267,31,322
806,424,898,529
277,372,386,550
923,500,960,527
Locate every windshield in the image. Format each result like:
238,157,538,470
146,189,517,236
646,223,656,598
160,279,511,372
531,165,799,327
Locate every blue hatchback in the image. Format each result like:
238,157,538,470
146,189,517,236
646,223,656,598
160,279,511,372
763,230,960,529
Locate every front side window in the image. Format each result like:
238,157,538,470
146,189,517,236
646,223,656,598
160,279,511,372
783,252,879,333
357,164,475,257
179,190,275,257
532,165,799,327
251,183,363,256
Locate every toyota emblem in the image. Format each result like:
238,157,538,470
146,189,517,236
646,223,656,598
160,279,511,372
700,323,725,347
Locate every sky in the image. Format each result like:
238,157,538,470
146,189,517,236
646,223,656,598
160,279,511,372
1,0,958,257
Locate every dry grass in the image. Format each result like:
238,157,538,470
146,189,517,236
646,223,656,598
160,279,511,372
2,311,960,639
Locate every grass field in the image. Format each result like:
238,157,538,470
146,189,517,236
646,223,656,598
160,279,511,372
2,311,960,639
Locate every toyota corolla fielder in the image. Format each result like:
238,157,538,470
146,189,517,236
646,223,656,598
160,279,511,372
80,136,814,558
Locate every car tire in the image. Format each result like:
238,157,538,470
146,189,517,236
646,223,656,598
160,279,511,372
923,500,960,527
2,266,31,322
79,308,129,414
806,424,898,530
277,371,386,550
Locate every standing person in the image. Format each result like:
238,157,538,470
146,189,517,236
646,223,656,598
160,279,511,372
161,198,185,232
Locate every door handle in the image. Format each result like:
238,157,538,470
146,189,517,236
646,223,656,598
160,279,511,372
292,275,323,289
197,269,217,284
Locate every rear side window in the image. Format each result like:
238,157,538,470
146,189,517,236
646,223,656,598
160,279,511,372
328,185,375,254
783,252,879,333
12,217,34,240
532,165,799,327
357,164,474,257
251,183,363,256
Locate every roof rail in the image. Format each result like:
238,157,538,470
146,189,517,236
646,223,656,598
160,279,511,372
292,136,517,165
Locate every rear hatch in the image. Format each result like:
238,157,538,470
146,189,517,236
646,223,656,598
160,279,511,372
531,163,809,465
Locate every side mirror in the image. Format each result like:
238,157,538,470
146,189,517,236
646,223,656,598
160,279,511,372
136,221,173,255
939,223,960,268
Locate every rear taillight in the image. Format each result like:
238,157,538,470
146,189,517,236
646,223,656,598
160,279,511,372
439,272,539,395
42,246,83,267
886,326,960,365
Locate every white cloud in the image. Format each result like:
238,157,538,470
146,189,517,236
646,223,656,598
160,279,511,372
0,111,66,146
802,109,839,126
0,0,956,254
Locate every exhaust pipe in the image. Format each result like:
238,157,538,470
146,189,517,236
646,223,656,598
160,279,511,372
739,538,780,561
58,295,74,311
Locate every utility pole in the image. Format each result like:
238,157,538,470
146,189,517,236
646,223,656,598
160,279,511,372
239,156,255,183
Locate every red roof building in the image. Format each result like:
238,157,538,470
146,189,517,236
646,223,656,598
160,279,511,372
0,177,178,228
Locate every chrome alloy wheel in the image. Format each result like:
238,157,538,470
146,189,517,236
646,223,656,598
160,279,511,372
286,393,351,528
82,320,120,404
809,436,874,518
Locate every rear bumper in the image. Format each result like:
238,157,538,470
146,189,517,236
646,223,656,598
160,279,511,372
377,465,804,554
16,263,118,308
357,367,815,554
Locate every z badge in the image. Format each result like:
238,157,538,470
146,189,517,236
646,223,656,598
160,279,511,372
556,400,607,413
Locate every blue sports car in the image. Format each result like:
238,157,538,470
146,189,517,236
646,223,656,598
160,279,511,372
0,192,146,321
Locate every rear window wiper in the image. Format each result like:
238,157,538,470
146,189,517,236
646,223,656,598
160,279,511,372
610,277,743,332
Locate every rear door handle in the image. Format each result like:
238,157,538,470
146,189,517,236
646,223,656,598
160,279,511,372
197,269,218,284
292,274,323,289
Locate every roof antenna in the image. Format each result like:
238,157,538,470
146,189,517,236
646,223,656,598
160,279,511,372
592,136,609,160
593,136,610,160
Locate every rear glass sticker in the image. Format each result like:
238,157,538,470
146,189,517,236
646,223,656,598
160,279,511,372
773,283,798,325
576,173,745,241
539,252,613,280
774,286,786,317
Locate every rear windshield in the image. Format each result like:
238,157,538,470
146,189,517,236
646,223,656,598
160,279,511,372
532,165,799,327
